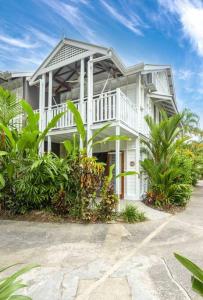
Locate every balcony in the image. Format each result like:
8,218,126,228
11,89,138,133
43,88,138,132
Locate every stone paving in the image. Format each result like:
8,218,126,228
1,182,203,299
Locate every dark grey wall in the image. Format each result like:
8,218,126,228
25,81,39,109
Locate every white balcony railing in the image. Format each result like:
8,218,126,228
12,88,138,132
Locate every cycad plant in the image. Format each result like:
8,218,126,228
141,110,191,206
0,263,39,299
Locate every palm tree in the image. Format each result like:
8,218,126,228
141,110,186,205
142,110,184,164
182,108,199,135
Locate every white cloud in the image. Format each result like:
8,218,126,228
158,0,203,56
40,0,97,43
100,0,143,35
177,69,194,80
28,27,58,47
0,29,55,71
0,34,38,48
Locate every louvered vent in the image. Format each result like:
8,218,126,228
47,44,87,67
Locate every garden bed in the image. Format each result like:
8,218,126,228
0,205,147,224
143,201,186,214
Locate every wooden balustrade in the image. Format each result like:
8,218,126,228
12,89,138,132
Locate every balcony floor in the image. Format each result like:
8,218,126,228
48,121,138,144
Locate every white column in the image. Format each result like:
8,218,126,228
135,137,140,200
80,58,85,149
136,73,141,132
39,74,46,154
116,88,121,121
115,125,120,197
87,56,93,156
48,71,52,152
135,73,141,199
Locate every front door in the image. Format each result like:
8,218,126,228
107,152,124,199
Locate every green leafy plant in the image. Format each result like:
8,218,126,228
0,86,22,127
0,89,137,223
0,263,39,299
174,253,203,297
65,100,130,156
121,204,146,223
141,110,193,208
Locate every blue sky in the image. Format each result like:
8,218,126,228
0,0,203,125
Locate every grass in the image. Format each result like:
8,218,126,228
121,204,146,223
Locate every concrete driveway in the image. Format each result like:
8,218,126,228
0,182,203,299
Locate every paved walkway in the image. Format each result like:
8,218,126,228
0,182,203,299
120,199,171,220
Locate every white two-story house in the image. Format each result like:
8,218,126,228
2,38,178,201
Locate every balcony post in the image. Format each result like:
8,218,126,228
115,125,120,199
80,58,85,149
87,56,93,156
116,88,121,121
39,74,45,155
48,71,52,152
136,73,141,132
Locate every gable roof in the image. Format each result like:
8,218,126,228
29,38,112,84
28,37,178,114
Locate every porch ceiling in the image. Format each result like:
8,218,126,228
151,94,177,116
42,56,123,96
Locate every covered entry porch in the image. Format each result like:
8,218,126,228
47,123,140,200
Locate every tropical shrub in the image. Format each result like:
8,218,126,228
174,253,203,297
99,176,118,221
141,110,193,207
98,165,118,221
51,156,82,217
0,263,38,299
166,183,192,206
0,89,136,223
173,151,193,185
80,156,105,221
7,154,61,214
121,204,146,223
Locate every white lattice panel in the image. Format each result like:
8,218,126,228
47,44,87,67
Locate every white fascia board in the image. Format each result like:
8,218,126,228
143,64,171,71
11,72,33,78
125,63,145,76
150,93,173,101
